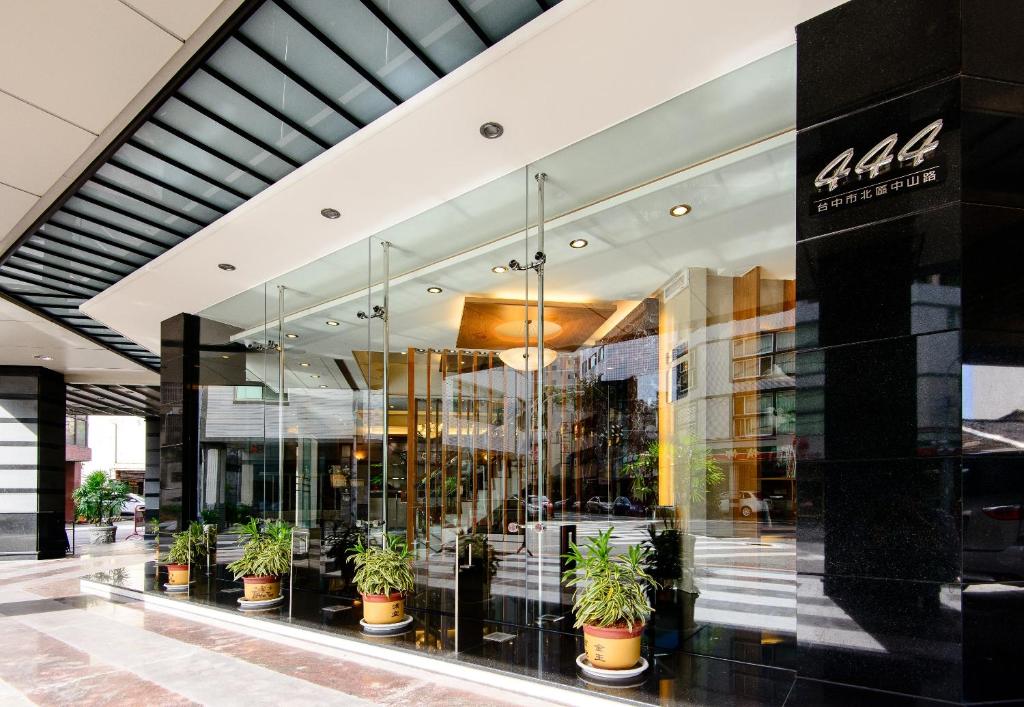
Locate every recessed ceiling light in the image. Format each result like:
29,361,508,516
218,263,236,271
320,208,341,219
319,384,328,388
285,333,299,339
569,238,588,249
479,121,504,139
299,362,310,367
669,204,692,217
491,265,507,273
427,287,443,294
34,355,52,361
311,374,320,378
325,320,340,327
221,355,230,359
416,348,426,353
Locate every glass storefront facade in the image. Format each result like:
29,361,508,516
172,47,804,675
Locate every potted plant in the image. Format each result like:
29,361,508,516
163,522,210,586
226,519,292,602
347,533,414,625
71,471,131,544
563,527,657,670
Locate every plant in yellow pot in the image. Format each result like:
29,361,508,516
347,534,414,625
226,519,292,603
163,522,210,587
563,527,657,672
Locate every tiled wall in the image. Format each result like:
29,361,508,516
0,367,66,559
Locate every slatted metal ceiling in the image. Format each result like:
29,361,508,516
66,384,160,417
0,0,558,372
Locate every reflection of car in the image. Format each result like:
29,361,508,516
526,495,554,519
719,491,769,518
585,496,644,516
121,493,145,516
964,459,1023,581
586,496,613,514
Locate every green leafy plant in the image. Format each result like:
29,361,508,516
199,508,220,526
347,533,415,597
226,519,292,579
163,522,211,565
642,521,683,589
562,527,657,630
72,471,131,525
623,438,725,505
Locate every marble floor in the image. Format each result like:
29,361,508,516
0,540,561,707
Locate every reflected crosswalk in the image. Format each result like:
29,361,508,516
413,520,797,633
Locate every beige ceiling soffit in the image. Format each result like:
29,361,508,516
65,370,160,385
0,0,246,255
227,131,794,343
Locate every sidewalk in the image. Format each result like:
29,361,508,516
0,544,556,706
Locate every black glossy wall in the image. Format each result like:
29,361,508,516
159,314,200,542
0,367,66,560
795,0,1024,703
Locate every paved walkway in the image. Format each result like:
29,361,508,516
0,540,554,706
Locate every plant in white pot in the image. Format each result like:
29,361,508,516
226,519,292,603
71,471,131,544
347,534,414,625
563,528,657,671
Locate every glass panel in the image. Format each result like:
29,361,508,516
242,2,395,125
178,71,324,164
133,123,268,197
154,99,295,181
37,223,162,260
58,199,184,248
289,0,437,100
208,38,358,145
464,0,542,40
81,175,217,229
17,245,127,281
369,0,484,73
107,145,245,214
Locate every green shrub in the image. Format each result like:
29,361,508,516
72,471,131,526
163,522,211,565
225,519,292,579
562,527,657,630
347,534,414,597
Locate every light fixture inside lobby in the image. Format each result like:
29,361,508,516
320,208,341,219
479,121,504,139
319,384,328,388
33,355,52,361
669,203,692,217
325,320,340,326
569,238,588,249
492,265,507,273
427,287,443,294
299,362,310,367
311,374,320,378
499,346,558,372
221,355,230,359
217,263,236,271
285,333,299,339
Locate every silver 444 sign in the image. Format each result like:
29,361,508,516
811,118,945,216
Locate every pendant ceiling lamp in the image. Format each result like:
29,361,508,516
499,346,558,372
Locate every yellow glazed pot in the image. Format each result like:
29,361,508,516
583,623,644,670
166,564,189,585
362,592,405,624
242,575,281,601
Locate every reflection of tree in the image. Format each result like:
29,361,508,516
621,436,725,505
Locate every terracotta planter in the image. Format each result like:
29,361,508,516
583,623,644,670
242,575,281,601
166,564,190,585
361,592,405,624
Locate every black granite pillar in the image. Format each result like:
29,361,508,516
0,367,66,560
795,0,1024,702
159,314,200,540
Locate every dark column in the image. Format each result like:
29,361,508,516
795,0,1024,703
0,367,66,560
143,415,160,537
159,314,200,543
